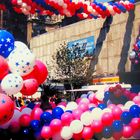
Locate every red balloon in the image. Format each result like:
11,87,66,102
112,106,122,120
31,107,43,120
122,126,133,138
20,79,39,96
19,114,31,127
0,94,14,125
73,132,82,140
91,120,103,133
130,118,140,130
82,126,94,139
22,60,48,85
61,112,73,126
41,126,52,139
9,121,20,133
0,56,9,80
113,132,122,140
50,119,62,132
102,112,113,126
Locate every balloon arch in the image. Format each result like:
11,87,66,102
0,0,135,19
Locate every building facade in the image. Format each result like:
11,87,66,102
30,3,140,82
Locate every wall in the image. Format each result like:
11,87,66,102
30,3,140,79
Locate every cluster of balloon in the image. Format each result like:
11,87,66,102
0,29,48,125
1,0,133,19
129,37,140,65
1,84,140,140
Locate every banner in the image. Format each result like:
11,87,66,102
68,36,95,58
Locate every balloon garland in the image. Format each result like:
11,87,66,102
1,0,135,19
129,36,140,65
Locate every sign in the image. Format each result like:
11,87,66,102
68,36,95,58
92,76,120,84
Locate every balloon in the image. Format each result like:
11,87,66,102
129,105,140,118
61,112,73,126
113,132,122,140
122,126,133,138
102,126,113,139
121,111,132,124
112,120,123,132
14,41,29,51
133,96,140,105
9,121,20,133
79,98,90,104
81,94,87,98
104,91,111,100
8,48,35,76
31,107,43,120
0,94,14,125
102,112,113,126
21,107,32,115
19,114,31,127
80,111,93,126
124,101,135,110
52,132,62,140
20,79,39,96
1,73,23,95
78,103,88,112
22,60,48,85
40,112,53,125
98,103,107,110
130,118,140,130
70,120,83,134
133,129,140,138
0,56,9,80
112,106,122,120
52,107,64,119
50,119,62,132
73,132,82,140
65,102,78,111
91,108,103,120
129,51,136,59
91,120,103,133
41,126,52,139
11,109,22,123
30,120,41,132
72,109,83,120
61,126,73,140
22,128,30,135
82,126,94,139
0,30,15,58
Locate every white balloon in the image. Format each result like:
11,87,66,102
129,51,136,59
61,126,73,140
102,108,112,113
8,48,35,76
14,41,29,51
1,74,23,95
91,108,103,120
70,120,83,134
21,107,32,115
95,91,104,101
124,101,135,110
65,102,78,111
11,109,22,123
80,111,93,126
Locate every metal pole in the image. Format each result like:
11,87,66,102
0,10,3,29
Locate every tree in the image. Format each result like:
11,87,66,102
53,42,94,91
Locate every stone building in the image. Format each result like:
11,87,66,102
30,2,140,84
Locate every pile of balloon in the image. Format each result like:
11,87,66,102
1,0,135,19
129,36,140,65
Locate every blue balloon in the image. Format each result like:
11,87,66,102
89,107,95,111
22,128,30,135
52,107,64,119
40,112,53,125
104,91,111,100
103,127,113,138
81,94,87,98
0,30,15,58
30,120,41,132
98,104,107,110
65,110,72,113
112,120,123,132
129,105,140,118
121,111,132,124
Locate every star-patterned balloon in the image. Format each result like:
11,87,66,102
8,48,36,76
1,73,23,95
0,93,14,125
0,30,15,58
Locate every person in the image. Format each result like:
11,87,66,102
27,98,35,109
